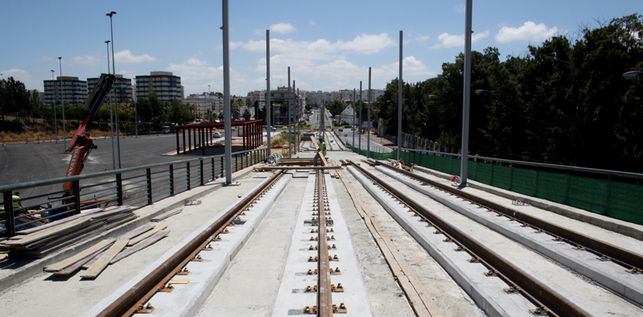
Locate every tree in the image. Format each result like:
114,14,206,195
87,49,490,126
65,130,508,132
243,108,252,120
0,77,30,120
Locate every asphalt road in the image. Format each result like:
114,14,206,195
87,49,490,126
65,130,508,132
0,134,182,187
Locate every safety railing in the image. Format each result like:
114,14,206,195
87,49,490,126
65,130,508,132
0,147,269,237
401,149,643,225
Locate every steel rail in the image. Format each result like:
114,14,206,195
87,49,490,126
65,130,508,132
351,162,591,317
96,171,284,317
376,161,643,271
316,170,333,316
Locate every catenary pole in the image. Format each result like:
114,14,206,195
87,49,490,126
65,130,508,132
265,29,271,154
287,67,292,157
367,67,371,158
222,0,233,185
51,70,58,143
352,88,356,147
105,40,116,170
460,0,473,187
107,11,121,168
358,81,362,150
59,57,66,152
397,30,403,161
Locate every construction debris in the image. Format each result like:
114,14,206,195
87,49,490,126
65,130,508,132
184,199,202,206
0,206,135,258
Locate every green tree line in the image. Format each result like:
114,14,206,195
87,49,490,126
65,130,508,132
375,14,642,172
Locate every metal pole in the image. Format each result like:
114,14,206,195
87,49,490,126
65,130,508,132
460,0,473,188
397,30,403,161
51,70,58,143
222,0,233,185
358,81,362,150
105,40,116,170
352,88,356,147
367,67,371,158
287,66,292,157
292,79,299,154
266,29,271,154
107,11,121,168
59,57,66,151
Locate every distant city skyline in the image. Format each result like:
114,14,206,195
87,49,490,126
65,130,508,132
1,1,640,96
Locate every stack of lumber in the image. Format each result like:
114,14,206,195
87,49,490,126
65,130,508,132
43,224,169,279
0,206,136,258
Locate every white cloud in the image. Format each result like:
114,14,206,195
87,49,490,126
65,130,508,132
373,56,436,80
167,57,260,96
240,33,394,56
73,55,100,66
496,21,559,43
270,23,295,34
454,4,466,13
1,68,37,90
433,30,490,49
415,35,430,42
308,20,317,26
114,49,156,64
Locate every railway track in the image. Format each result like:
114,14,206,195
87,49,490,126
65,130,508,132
348,161,643,316
93,171,285,316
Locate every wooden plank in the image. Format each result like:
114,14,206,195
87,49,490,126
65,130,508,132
121,223,155,240
44,239,115,272
54,247,109,276
127,225,167,246
15,207,104,235
110,230,169,264
151,208,183,222
80,239,129,279
2,218,91,247
339,171,443,317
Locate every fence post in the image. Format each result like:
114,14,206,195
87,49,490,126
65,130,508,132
211,157,215,180
186,161,191,190
73,180,82,215
220,157,224,177
146,168,153,205
3,191,15,237
200,159,204,186
169,164,175,196
116,173,123,206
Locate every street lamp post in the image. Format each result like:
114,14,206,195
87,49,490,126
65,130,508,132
107,10,121,168
51,69,58,143
58,57,67,151
352,88,356,147
287,66,292,157
266,29,271,154
397,30,403,161
459,0,473,188
358,81,362,150
105,40,116,170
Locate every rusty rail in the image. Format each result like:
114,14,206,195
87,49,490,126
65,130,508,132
351,162,591,317
316,170,333,316
97,171,284,317
376,161,643,271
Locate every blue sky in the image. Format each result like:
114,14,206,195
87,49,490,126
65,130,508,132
0,1,640,96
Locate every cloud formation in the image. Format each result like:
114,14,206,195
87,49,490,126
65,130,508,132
270,23,295,34
238,33,395,56
115,50,156,64
73,55,100,66
433,30,490,49
496,21,559,43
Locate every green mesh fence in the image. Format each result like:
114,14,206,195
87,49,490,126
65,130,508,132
394,151,643,225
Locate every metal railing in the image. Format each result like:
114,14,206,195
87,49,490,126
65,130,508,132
0,147,268,237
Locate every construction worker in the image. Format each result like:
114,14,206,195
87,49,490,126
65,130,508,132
319,139,327,157
12,192,22,210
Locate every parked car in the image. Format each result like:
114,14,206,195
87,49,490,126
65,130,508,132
212,132,223,138
162,126,171,134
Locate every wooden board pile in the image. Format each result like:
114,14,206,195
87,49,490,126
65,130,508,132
0,206,136,258
43,223,169,279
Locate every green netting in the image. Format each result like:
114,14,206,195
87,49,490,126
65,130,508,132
511,168,538,196
536,171,568,204
392,150,643,225
491,164,513,190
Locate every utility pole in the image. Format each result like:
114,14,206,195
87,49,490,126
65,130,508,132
397,30,403,161
293,80,297,154
287,66,292,157
59,57,66,152
460,0,473,188
107,11,121,168
352,88,356,147
358,81,362,151
105,40,116,170
265,29,271,154
51,69,58,143
222,0,234,185
367,67,371,158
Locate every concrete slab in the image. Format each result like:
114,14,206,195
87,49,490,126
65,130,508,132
0,168,264,317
